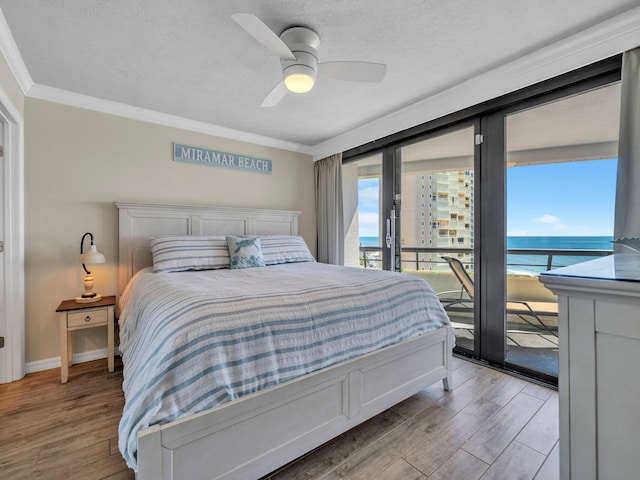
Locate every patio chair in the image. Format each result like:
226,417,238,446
440,256,558,338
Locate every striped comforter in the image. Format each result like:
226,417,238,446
117,262,452,470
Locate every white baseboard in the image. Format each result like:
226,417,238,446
25,347,122,374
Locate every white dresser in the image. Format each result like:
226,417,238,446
540,254,640,480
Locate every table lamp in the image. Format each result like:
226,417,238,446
76,232,106,303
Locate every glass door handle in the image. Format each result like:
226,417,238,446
387,209,396,271
386,218,392,249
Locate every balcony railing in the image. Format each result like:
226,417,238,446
359,246,613,271
506,248,612,271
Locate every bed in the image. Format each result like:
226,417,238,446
116,202,453,480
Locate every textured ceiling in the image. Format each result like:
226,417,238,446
1,0,638,150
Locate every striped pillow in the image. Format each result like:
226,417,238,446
150,235,230,272
260,235,316,265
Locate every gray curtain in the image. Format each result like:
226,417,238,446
614,47,640,249
315,153,344,264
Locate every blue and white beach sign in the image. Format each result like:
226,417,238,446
174,143,272,175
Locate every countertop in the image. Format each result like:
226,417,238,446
540,253,640,283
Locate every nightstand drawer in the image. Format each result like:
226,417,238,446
67,308,108,328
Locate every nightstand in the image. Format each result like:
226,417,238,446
56,295,116,383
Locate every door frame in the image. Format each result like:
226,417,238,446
485,70,622,383
347,121,483,354
393,120,482,356
0,90,24,384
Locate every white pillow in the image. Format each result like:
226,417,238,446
150,235,230,272
259,235,316,265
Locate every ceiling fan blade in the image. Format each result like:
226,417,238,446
261,81,288,107
231,13,296,60
318,61,387,82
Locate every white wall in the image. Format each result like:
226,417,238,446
24,98,315,364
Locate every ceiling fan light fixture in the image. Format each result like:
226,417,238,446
232,15,386,106
284,64,316,93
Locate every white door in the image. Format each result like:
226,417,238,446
0,97,24,384
0,121,5,358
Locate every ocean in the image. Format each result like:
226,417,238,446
507,236,613,274
359,235,614,274
360,236,381,247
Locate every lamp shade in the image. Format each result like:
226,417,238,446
79,244,105,265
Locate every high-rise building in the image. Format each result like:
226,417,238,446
401,170,474,271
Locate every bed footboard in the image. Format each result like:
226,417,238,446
136,327,452,480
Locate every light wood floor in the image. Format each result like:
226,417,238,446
0,356,559,480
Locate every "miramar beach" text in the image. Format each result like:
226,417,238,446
174,143,272,175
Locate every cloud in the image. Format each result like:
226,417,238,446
358,178,380,212
359,212,380,237
535,214,561,224
359,187,379,207
533,213,572,232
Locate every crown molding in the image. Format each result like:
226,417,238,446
311,5,640,160
0,8,33,95
3,4,639,160
27,84,314,155
0,7,312,155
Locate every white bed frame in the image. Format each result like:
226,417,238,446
116,202,453,480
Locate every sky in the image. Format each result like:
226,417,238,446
358,177,381,237
506,158,617,236
358,158,618,238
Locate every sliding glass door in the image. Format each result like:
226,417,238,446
397,125,478,355
503,82,620,379
343,56,622,384
343,124,479,356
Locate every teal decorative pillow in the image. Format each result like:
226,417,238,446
226,236,265,269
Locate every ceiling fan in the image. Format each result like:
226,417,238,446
232,13,387,107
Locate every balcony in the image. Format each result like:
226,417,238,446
359,245,613,378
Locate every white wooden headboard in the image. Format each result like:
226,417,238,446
116,202,301,295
